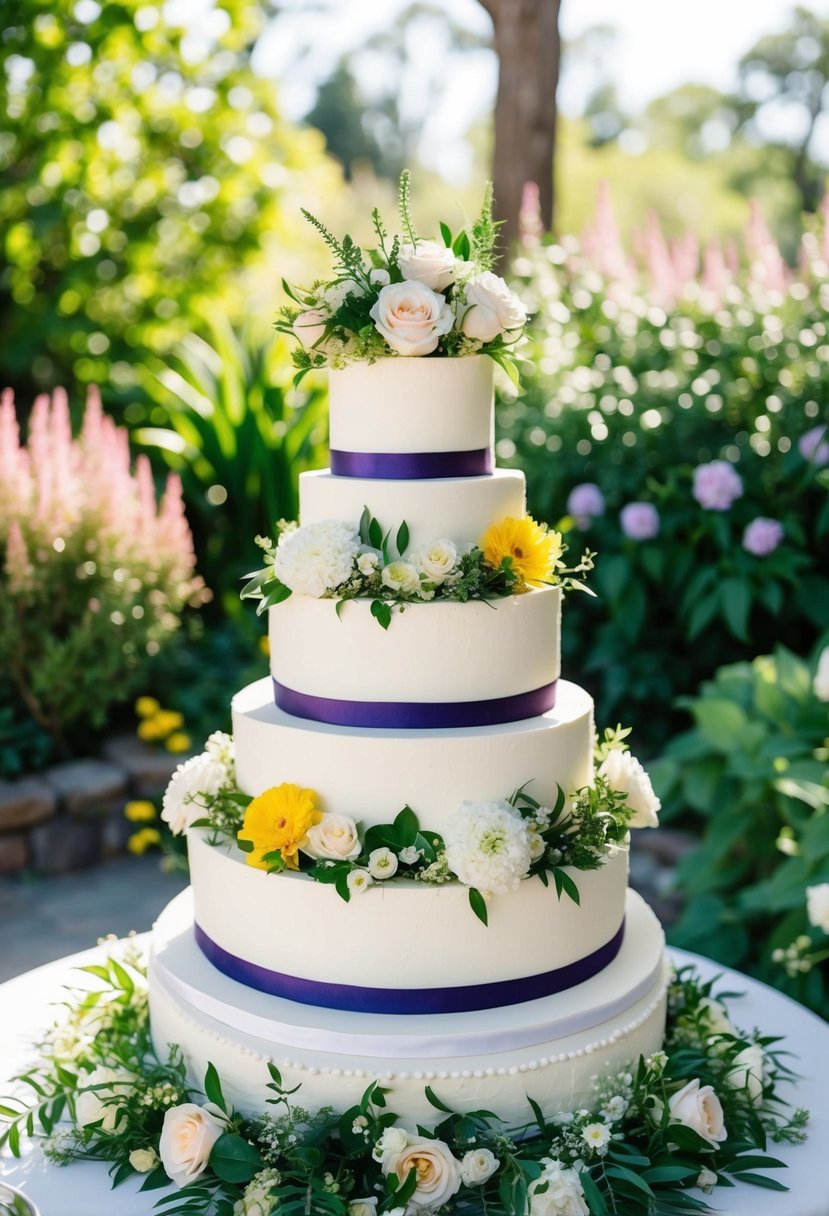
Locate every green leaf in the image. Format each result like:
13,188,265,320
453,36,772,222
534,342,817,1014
396,520,410,557
604,1164,654,1198
424,1086,454,1112
641,1165,698,1183
720,576,752,641
393,805,419,840
209,1132,263,1184
368,516,383,550
725,1172,788,1191
452,230,471,260
266,580,293,606
468,886,488,925
359,505,372,545
553,867,580,905
335,599,347,621
439,221,452,248
203,1062,226,1112
579,1170,610,1216
370,600,392,630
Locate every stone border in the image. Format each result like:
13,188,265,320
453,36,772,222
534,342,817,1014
0,737,180,876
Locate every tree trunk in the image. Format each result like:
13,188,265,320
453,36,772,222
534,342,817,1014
482,0,561,255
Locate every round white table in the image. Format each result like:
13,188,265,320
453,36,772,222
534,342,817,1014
0,942,827,1216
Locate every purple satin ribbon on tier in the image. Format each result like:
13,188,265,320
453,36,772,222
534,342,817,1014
194,920,626,1015
273,679,557,729
330,448,493,479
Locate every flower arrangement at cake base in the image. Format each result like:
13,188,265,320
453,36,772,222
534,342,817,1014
0,946,808,1216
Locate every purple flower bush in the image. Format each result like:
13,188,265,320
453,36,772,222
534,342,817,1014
505,189,829,743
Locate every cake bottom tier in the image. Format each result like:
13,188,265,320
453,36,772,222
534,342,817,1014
149,890,669,1126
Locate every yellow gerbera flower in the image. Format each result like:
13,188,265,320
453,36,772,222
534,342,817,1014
124,800,157,823
480,515,563,587
239,783,322,871
135,696,160,718
165,731,192,754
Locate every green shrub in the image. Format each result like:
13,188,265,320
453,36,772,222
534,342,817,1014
655,643,829,1016
0,386,205,756
503,194,829,745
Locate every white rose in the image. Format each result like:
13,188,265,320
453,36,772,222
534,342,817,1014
75,1065,134,1134
697,997,736,1038
383,1136,462,1210
370,281,454,357
668,1079,727,1146
807,883,829,933
528,1160,588,1216
159,1102,228,1188
357,549,382,577
324,279,365,310
814,647,829,701
460,1148,499,1186
397,240,457,291
303,813,361,861
292,308,328,350
349,1200,378,1216
373,1126,410,1164
369,268,391,287
381,560,421,595
727,1045,765,1106
598,749,661,828
414,539,458,584
129,1147,159,1173
460,272,527,343
368,847,399,880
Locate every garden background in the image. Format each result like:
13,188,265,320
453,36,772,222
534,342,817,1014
1,0,828,1015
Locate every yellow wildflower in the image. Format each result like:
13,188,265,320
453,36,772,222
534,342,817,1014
165,732,191,754
125,800,157,823
239,783,322,871
127,828,162,855
259,634,271,657
480,514,563,587
135,696,160,718
137,718,164,742
154,709,185,734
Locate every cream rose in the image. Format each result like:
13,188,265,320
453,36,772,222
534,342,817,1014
381,560,421,595
598,748,661,828
668,1079,727,1146
696,997,736,1039
398,240,457,291
75,1065,134,1134
349,1200,378,1216
382,1136,462,1210
807,882,829,933
292,308,328,350
460,1148,499,1186
459,272,527,343
726,1045,765,1106
414,539,458,584
303,812,361,861
370,281,454,357
129,1147,159,1173
159,1102,227,1188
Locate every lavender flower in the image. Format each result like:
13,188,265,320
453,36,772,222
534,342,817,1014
692,460,743,511
620,502,660,540
742,517,783,556
798,424,829,467
567,482,605,529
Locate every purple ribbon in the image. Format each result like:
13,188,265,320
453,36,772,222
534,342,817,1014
273,679,557,728
195,920,626,1015
330,448,493,480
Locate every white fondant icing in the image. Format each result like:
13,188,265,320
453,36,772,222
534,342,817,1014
187,832,629,991
232,677,594,830
299,468,525,551
269,587,561,703
328,356,494,455
149,889,668,1126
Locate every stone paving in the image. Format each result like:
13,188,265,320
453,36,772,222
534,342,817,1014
0,854,188,983
0,830,692,986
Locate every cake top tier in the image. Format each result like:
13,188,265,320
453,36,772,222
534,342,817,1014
277,171,527,382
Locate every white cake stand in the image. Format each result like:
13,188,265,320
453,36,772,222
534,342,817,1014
0,939,827,1216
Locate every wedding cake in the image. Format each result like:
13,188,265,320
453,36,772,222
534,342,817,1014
148,182,670,1130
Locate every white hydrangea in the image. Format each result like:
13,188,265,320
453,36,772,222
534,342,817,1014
162,750,232,835
273,519,360,598
527,1159,589,1216
443,800,532,895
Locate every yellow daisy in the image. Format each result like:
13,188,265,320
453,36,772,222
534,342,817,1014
238,783,322,871
480,515,563,587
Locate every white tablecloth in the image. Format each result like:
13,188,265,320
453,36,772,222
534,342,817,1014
0,941,827,1216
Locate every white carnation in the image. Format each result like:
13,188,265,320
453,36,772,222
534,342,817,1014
413,539,458,584
598,748,661,828
357,549,382,577
381,560,421,595
162,750,231,835
273,519,360,598
443,800,532,895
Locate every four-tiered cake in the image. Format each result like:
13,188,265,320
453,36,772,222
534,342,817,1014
148,353,670,1127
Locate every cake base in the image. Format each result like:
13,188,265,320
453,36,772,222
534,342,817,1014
149,889,669,1126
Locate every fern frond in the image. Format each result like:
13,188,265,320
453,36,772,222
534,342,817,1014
398,169,417,247
471,181,499,271
302,209,365,280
